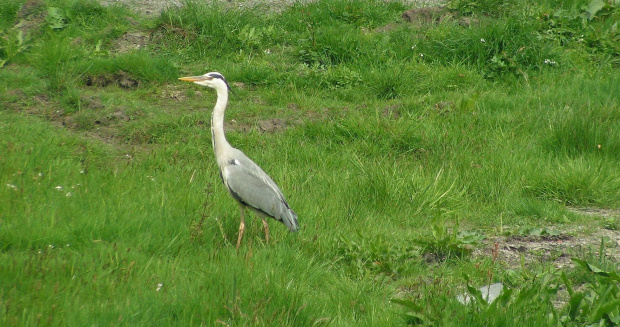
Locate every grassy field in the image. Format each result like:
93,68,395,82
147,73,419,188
1,0,619,325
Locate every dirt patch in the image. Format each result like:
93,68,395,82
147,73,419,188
16,0,45,20
401,6,479,27
375,5,479,32
109,110,131,122
112,31,150,53
99,0,181,17
568,207,620,219
432,101,454,115
92,109,131,126
14,0,47,36
85,71,140,89
224,118,289,134
434,101,452,110
475,227,620,271
402,6,449,25
220,101,318,134
258,118,287,133
224,101,324,133
382,105,401,119
81,96,105,110
34,94,51,106
159,84,191,101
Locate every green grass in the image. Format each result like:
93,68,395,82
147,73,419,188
1,0,620,325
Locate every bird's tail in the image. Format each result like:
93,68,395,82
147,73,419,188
283,209,299,232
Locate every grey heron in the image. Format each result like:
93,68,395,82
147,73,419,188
179,72,299,249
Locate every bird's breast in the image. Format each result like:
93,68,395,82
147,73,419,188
220,159,240,182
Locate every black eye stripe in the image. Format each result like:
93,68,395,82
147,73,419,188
206,72,232,91
208,73,225,80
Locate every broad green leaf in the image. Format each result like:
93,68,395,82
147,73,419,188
583,0,606,21
390,298,423,311
589,300,620,323
46,7,68,30
567,292,585,321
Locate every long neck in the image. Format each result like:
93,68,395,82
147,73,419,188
211,86,232,167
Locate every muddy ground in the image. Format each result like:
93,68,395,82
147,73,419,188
475,208,620,271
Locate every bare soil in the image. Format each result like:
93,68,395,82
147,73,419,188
475,208,620,271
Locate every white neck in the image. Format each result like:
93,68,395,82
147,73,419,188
211,86,232,167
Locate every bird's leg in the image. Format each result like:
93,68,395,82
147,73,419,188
261,218,270,245
236,206,246,250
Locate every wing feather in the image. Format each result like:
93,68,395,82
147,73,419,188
222,150,299,231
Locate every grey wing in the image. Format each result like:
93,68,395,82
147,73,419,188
223,153,299,232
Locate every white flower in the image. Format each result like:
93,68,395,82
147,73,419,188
55,186,63,190
66,192,72,197
480,38,486,43
544,59,557,66
156,283,163,291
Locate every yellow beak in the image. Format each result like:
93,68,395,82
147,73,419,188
178,76,206,82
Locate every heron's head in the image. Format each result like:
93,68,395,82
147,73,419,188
178,72,230,91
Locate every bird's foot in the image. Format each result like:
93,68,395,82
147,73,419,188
236,220,245,250
262,219,270,245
